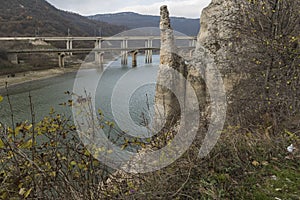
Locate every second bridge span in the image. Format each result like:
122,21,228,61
2,36,197,68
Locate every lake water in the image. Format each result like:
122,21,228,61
0,55,159,128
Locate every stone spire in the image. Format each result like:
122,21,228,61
154,5,187,128
154,5,217,137
159,5,171,30
159,5,177,58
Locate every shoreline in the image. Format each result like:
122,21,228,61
0,65,82,90
0,54,160,90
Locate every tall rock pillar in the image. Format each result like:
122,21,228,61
154,5,187,128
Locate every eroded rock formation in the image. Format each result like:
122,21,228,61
154,5,188,127
100,2,229,193
199,0,240,54
154,5,218,128
198,0,244,90
154,4,228,149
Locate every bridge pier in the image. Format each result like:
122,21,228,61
95,52,104,70
58,52,65,68
189,40,192,48
121,40,128,65
192,39,196,47
66,39,73,56
95,39,102,49
95,39,102,51
132,51,138,68
145,39,153,64
189,39,197,48
95,52,104,64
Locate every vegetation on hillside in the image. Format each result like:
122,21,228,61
229,0,300,132
0,93,299,199
0,0,125,37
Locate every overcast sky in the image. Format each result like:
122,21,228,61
46,0,211,18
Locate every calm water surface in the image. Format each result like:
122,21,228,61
0,55,159,128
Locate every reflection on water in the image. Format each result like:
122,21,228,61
0,55,159,129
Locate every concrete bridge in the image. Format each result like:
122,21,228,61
1,36,197,68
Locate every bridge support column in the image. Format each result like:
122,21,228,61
58,53,65,68
95,39,102,49
189,39,196,48
95,52,104,64
8,53,19,64
66,40,73,56
189,40,192,48
192,39,196,47
145,39,153,64
121,40,128,65
132,51,138,68
94,39,102,64
95,52,104,69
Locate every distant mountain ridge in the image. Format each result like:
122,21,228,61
89,12,200,36
0,0,125,37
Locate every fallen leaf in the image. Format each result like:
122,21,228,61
270,175,277,181
262,161,269,166
24,188,33,198
252,160,260,167
19,188,26,195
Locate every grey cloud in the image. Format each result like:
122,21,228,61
47,0,211,17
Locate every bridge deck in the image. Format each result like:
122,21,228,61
0,36,196,42
3,36,196,67
7,46,194,54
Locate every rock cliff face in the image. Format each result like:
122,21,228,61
102,1,229,188
198,0,243,90
154,3,229,138
154,5,216,129
198,0,240,53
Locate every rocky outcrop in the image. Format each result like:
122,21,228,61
198,0,244,90
198,0,240,53
154,5,188,127
154,4,219,129
154,4,228,154
100,2,229,193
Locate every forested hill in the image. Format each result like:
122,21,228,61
89,12,200,36
0,0,126,37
